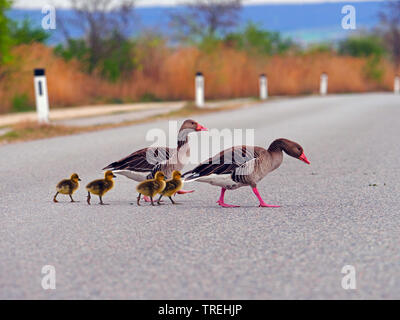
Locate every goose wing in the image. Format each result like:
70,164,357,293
183,146,262,180
103,147,173,172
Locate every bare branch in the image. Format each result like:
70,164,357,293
379,0,400,70
59,0,135,75
170,0,242,42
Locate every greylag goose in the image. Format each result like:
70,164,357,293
183,138,310,207
103,119,207,200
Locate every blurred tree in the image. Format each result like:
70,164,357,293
379,0,400,70
54,39,89,62
224,23,294,55
10,19,50,45
57,0,136,81
306,43,334,54
339,35,386,82
338,35,385,57
133,32,166,77
0,0,12,65
363,54,385,82
170,0,242,43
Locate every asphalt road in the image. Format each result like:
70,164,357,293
1,93,400,299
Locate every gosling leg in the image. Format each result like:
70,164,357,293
150,196,154,206
99,195,107,205
53,192,59,203
169,196,176,205
157,195,163,205
87,192,91,205
69,194,76,203
137,193,141,206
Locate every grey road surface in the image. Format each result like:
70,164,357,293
1,93,400,299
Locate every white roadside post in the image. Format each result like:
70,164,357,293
394,76,400,94
320,72,328,96
33,68,50,123
195,72,205,108
259,73,268,100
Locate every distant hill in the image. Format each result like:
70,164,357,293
8,1,385,45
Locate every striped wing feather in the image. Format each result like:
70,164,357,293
103,147,172,172
184,146,261,179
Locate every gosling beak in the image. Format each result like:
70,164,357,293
78,178,82,181
196,123,208,131
298,152,310,165
113,174,117,178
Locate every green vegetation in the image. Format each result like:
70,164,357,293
338,36,386,58
1,1,49,65
11,93,34,112
54,39,89,62
339,36,386,82
197,35,222,52
364,55,385,82
106,97,124,105
10,19,50,45
55,37,136,82
2,129,20,139
0,0,13,64
305,43,333,54
139,93,162,103
0,0,396,117
100,38,136,82
224,23,294,55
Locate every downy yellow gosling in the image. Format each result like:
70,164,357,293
157,170,183,205
86,170,116,205
136,171,166,206
53,173,81,203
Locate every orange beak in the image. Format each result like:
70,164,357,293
196,123,208,131
299,152,310,164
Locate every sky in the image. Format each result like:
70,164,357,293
12,0,383,9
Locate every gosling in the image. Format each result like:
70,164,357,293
86,170,116,205
53,173,81,203
157,170,183,205
136,171,166,206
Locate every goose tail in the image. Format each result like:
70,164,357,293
182,171,201,182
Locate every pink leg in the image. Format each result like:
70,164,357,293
252,187,280,208
217,188,240,208
177,189,195,195
144,195,164,202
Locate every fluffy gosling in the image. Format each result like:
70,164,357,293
86,170,116,205
136,171,166,206
53,173,81,203
157,170,183,205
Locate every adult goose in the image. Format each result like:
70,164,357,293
183,138,310,207
103,119,207,199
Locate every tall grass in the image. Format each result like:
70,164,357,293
0,43,396,114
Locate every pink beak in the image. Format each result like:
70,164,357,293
196,123,208,131
299,152,310,164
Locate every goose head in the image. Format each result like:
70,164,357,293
172,170,182,180
70,173,81,182
104,170,117,180
155,171,166,181
180,119,208,133
269,139,310,164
